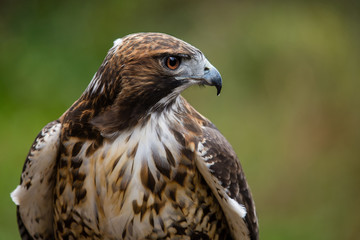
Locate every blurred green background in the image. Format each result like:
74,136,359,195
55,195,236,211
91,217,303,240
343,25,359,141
1,0,359,239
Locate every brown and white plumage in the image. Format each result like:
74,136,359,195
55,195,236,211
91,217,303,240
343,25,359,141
11,32,258,240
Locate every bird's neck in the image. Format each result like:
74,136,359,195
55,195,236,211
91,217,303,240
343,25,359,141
62,92,187,138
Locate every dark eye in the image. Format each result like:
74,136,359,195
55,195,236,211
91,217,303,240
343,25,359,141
165,56,181,70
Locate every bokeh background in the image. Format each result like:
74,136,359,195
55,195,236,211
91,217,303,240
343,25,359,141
1,0,359,239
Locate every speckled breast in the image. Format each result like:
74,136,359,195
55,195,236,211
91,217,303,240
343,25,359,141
53,118,231,239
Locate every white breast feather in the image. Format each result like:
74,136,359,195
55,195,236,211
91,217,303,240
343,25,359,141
77,110,182,238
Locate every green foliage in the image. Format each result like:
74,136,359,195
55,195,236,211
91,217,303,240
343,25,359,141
1,1,359,239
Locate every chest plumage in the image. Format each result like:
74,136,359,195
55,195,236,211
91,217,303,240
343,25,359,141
54,105,229,239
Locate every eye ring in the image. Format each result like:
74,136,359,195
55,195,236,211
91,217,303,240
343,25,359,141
165,56,181,70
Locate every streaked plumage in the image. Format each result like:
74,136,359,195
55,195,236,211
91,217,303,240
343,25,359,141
11,32,258,240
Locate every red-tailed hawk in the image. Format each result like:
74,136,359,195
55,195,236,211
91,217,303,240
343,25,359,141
11,33,258,240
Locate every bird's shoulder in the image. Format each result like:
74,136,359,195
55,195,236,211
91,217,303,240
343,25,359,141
11,120,62,240
180,101,259,240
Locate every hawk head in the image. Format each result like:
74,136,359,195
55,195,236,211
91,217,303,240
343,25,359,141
82,32,222,133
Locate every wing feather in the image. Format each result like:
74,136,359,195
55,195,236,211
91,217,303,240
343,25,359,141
195,123,259,240
11,120,61,240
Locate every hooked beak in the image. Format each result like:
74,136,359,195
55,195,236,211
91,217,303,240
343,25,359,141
174,59,223,95
202,63,222,96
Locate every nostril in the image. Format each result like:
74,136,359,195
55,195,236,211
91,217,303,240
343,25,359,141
204,67,210,72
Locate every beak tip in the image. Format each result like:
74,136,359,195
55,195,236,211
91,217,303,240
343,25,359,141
216,85,222,96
